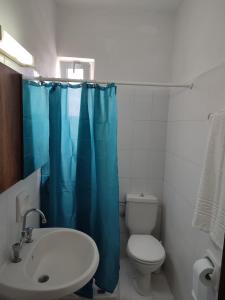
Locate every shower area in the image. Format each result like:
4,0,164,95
22,78,176,300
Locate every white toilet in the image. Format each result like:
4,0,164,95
125,193,166,296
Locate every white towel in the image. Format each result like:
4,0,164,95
192,112,225,249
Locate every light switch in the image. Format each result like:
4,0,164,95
16,191,32,222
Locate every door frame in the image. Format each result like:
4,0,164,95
218,236,225,299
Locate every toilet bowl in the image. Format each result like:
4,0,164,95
125,194,166,296
127,234,165,296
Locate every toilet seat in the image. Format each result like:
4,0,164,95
127,234,165,264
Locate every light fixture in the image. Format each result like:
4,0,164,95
0,25,34,67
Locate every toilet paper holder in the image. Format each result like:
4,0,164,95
204,270,212,281
204,249,221,290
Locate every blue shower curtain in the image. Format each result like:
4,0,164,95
23,81,120,298
23,81,50,177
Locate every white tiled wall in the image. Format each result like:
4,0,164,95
162,64,225,300
118,87,168,200
0,171,40,267
0,0,57,269
118,86,169,255
162,0,225,297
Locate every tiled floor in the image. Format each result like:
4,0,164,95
64,258,173,300
119,258,173,300
63,282,118,300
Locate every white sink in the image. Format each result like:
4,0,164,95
0,228,99,300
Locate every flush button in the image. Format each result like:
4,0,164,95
38,275,50,283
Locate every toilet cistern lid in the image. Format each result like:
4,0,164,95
126,194,158,204
127,235,165,263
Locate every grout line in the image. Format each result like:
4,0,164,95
166,119,208,123
165,150,203,168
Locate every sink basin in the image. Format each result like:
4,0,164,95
0,228,99,300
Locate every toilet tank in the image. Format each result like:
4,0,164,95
125,193,159,234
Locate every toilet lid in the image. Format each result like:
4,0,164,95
127,235,165,263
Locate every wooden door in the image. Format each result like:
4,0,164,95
218,237,225,299
0,62,23,192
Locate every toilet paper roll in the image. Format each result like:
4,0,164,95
193,258,214,287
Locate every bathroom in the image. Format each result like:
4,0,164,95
0,0,224,299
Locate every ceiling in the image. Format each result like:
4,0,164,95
55,0,183,12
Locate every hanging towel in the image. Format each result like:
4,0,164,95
192,112,225,250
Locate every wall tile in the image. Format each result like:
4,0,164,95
117,87,134,122
0,171,40,267
166,121,209,165
119,178,131,202
133,88,153,121
118,119,134,149
130,149,152,179
151,151,165,180
118,149,132,178
132,121,166,150
152,89,169,121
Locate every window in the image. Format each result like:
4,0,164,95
56,57,95,80
67,66,84,80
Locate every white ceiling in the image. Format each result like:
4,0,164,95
55,0,183,12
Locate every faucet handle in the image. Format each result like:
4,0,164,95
11,243,22,263
25,227,33,243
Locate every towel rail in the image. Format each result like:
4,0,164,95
208,111,225,120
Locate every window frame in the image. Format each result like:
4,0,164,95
56,56,95,80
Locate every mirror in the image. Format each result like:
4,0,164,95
0,62,23,192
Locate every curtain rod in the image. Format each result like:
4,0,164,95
24,76,194,89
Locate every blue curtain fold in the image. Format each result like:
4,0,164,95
46,85,81,228
23,81,50,177
76,84,120,294
23,81,120,298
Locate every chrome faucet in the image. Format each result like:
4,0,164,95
22,208,47,242
11,208,47,263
